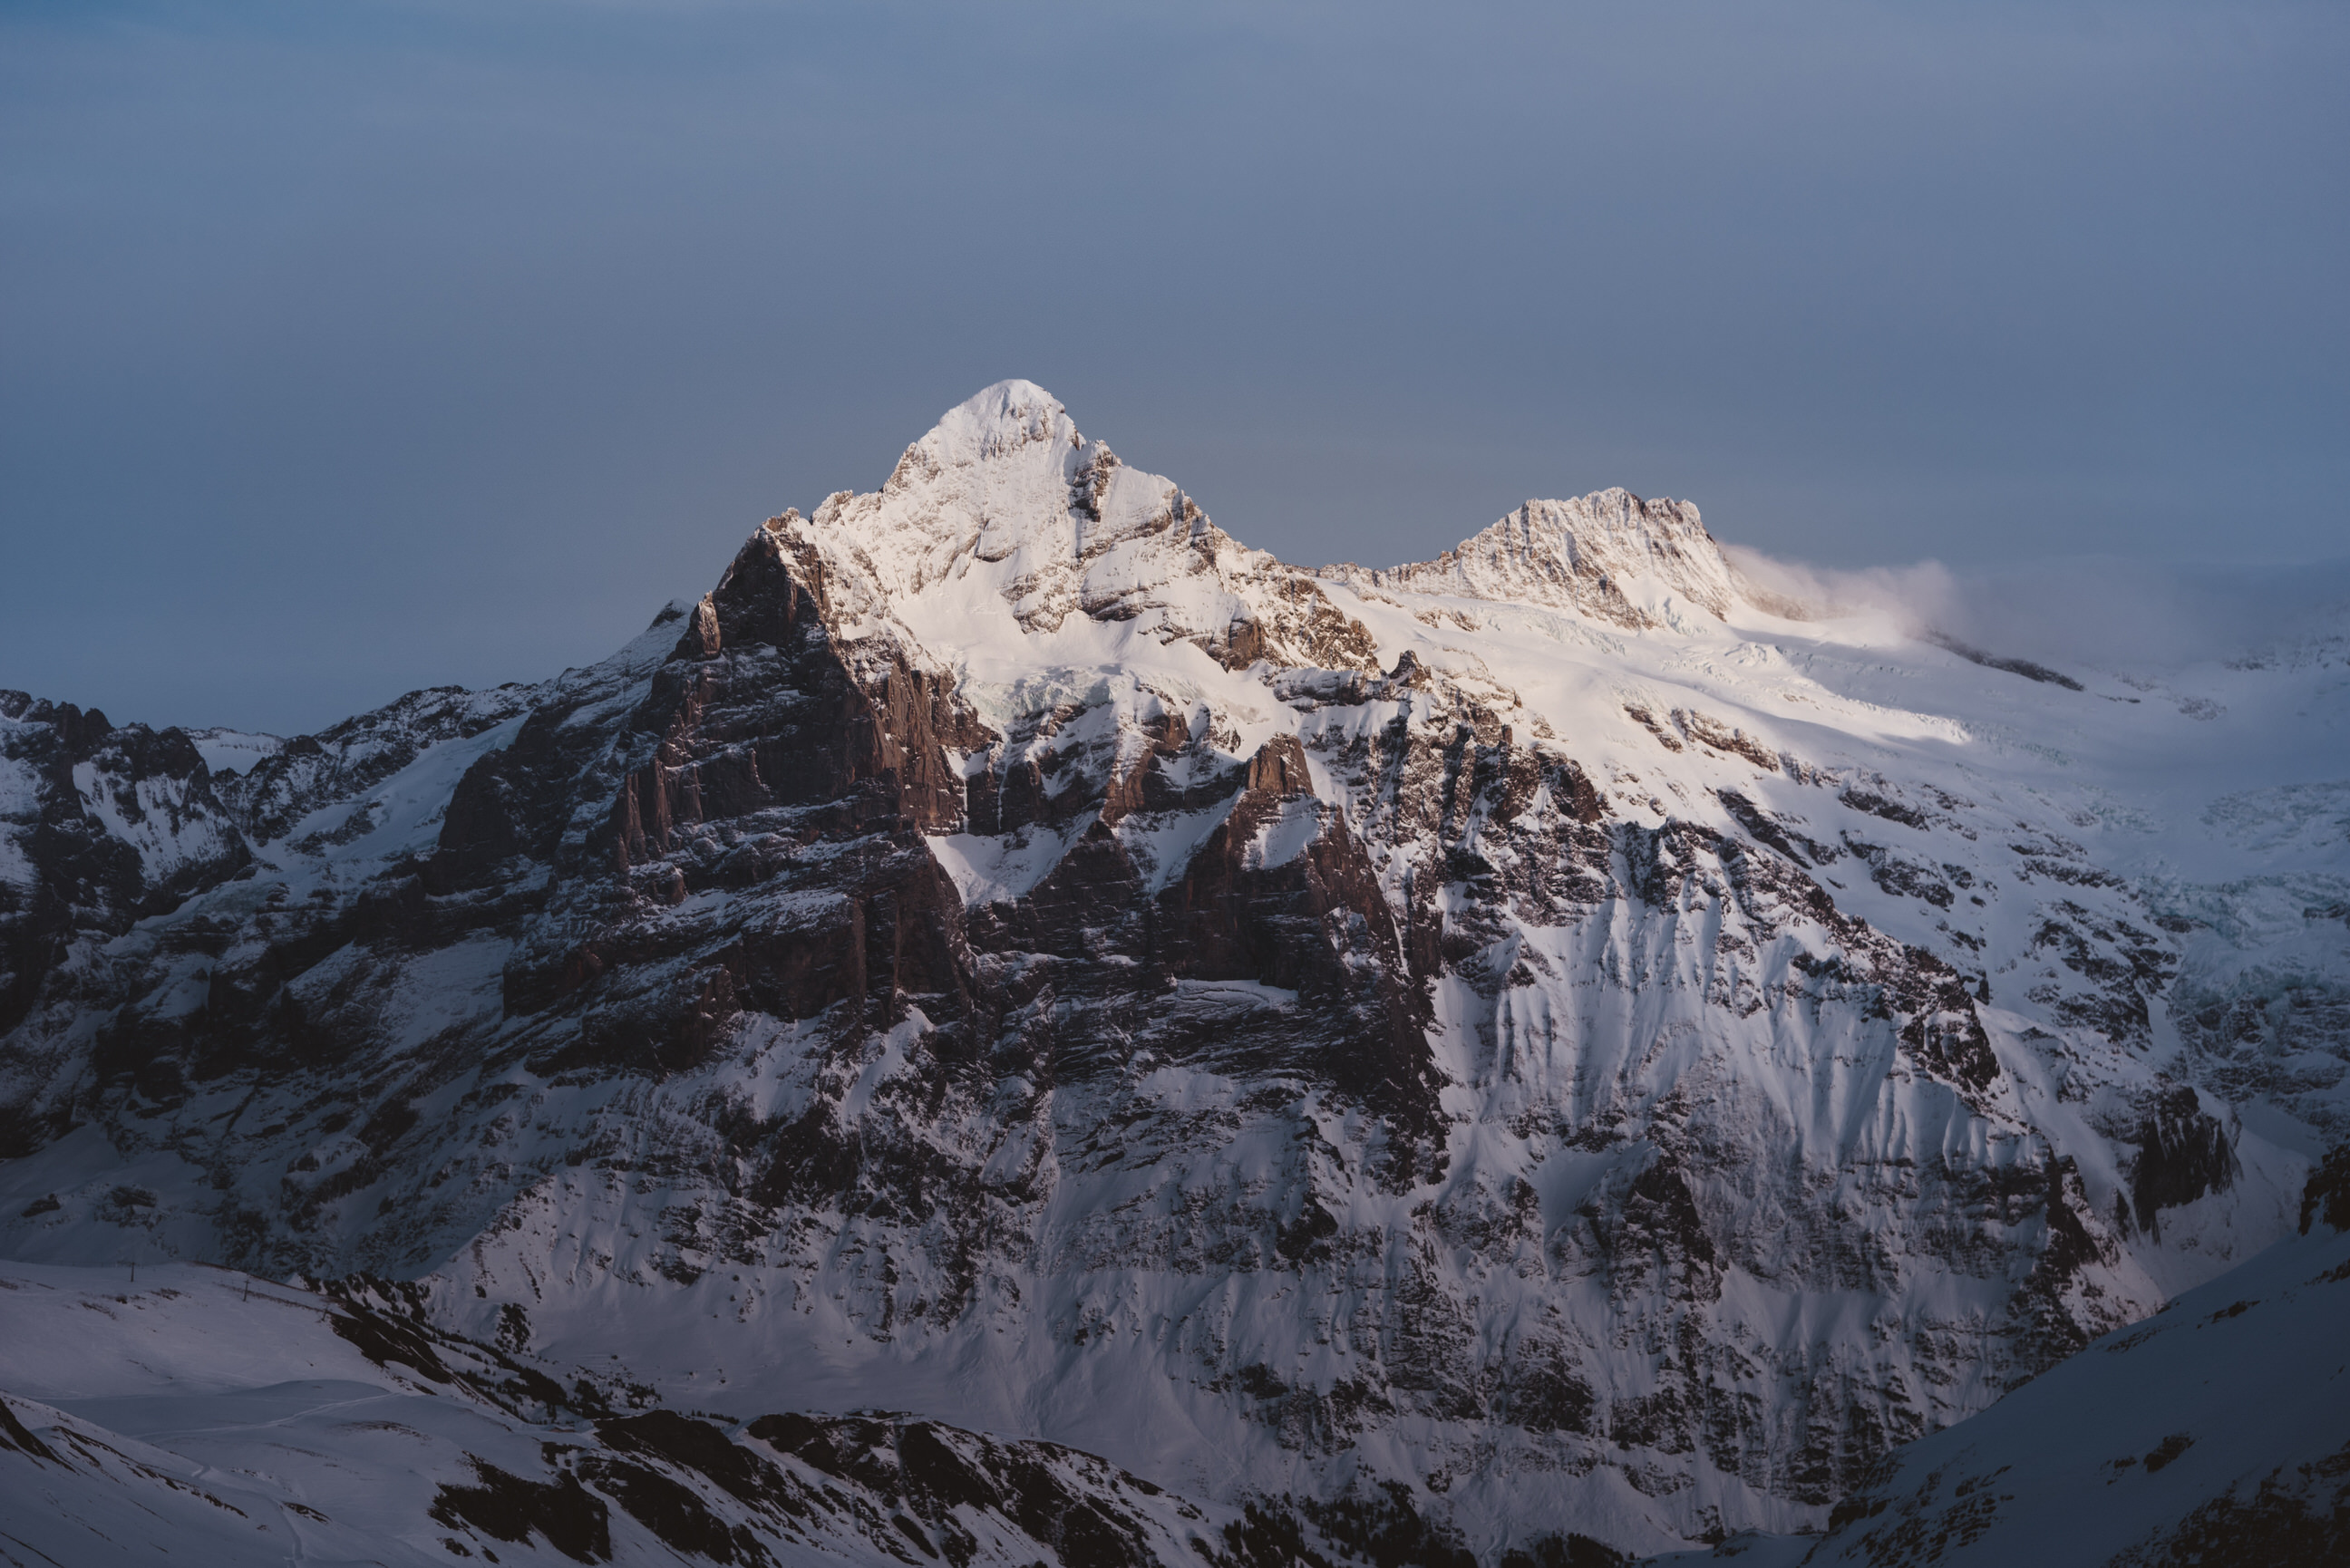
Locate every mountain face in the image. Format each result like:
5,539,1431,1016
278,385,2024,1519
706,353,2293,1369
3,381,2346,1560
1654,1160,2350,1568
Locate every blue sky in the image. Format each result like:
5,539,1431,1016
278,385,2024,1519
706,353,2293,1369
3,1,2345,733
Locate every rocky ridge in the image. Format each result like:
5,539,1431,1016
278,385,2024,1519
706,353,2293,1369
1319,490,1737,630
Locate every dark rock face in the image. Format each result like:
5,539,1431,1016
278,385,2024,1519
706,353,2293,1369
1922,632,2085,692
2302,1143,2350,1234
0,693,247,1042
429,1459,614,1563
2129,1087,2239,1235
0,693,254,1157
749,1412,1182,1568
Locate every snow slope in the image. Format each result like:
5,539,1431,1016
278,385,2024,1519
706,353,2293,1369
0,1257,1266,1567
1650,1166,2350,1566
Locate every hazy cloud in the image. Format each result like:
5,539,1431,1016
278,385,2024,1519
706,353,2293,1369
1726,542,2350,674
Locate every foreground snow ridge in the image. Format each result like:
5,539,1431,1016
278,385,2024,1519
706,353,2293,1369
3,380,2346,1563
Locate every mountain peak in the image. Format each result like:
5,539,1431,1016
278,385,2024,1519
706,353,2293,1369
1317,488,1737,627
788,388,1738,663
776,384,1380,672
918,379,1075,469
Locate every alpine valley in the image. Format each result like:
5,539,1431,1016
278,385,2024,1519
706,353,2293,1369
3,382,2346,1566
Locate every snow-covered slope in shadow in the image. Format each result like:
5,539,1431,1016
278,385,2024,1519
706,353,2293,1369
1651,1154,2350,1567
0,1256,1277,1568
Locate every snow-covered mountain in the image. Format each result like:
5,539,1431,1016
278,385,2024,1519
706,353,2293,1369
3,381,2346,1561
